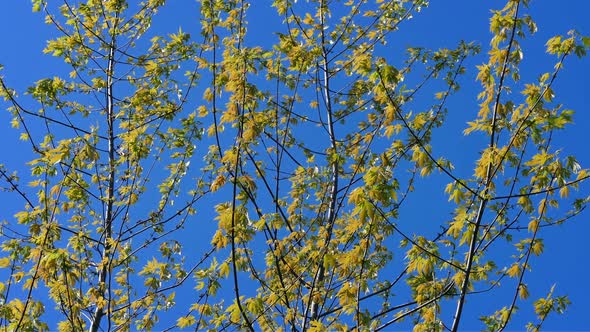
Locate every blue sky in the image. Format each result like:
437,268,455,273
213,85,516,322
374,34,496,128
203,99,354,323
1,1,589,330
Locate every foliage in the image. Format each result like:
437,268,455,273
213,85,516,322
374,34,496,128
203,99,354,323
0,0,588,331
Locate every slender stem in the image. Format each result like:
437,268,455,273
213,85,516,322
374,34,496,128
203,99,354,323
228,2,254,330
304,0,339,328
90,37,116,332
450,2,520,331
450,198,488,332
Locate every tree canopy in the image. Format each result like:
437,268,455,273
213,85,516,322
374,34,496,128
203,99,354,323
0,0,589,331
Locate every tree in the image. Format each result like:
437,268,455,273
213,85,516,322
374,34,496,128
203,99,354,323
0,0,588,330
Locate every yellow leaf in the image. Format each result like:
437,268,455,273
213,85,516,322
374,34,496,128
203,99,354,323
210,174,226,192
507,263,520,278
528,219,539,233
0,257,10,268
219,262,230,278
532,240,544,256
444,182,454,194
519,283,529,299
177,315,196,328
559,186,570,198
518,196,533,213
420,166,432,177
211,229,227,249
538,198,547,216
449,188,463,204
384,125,395,138
129,192,138,204
198,105,208,117
302,12,314,25
28,179,42,187
525,152,551,167
203,87,213,102
447,218,465,239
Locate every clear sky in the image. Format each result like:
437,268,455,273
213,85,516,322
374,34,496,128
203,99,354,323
0,1,589,330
